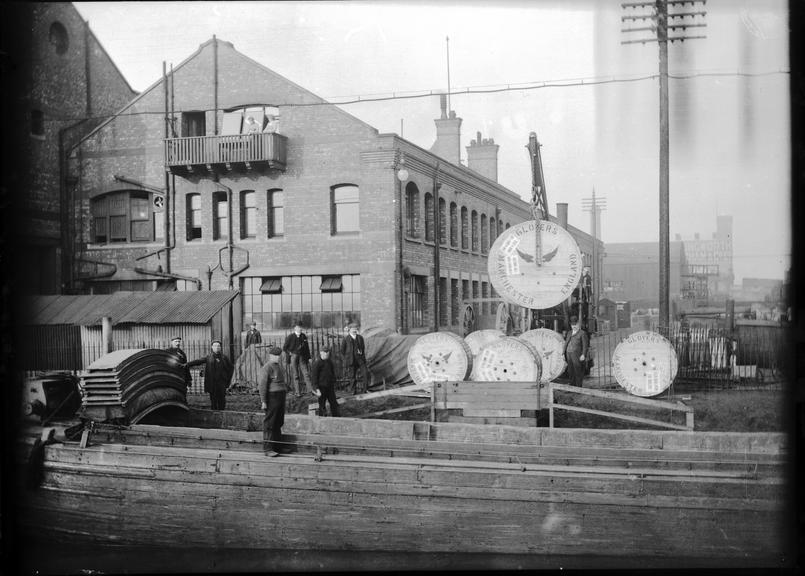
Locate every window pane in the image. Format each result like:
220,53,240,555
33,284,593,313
190,195,201,210
131,196,149,220
110,215,127,240
334,186,359,202
292,276,301,293
302,276,311,293
337,203,360,232
342,275,352,293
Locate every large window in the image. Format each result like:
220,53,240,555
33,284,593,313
240,191,256,239
489,217,497,249
242,274,361,330
439,198,447,245
181,112,206,137
186,193,202,240
331,184,360,234
405,183,420,237
424,193,434,242
213,192,228,240
481,215,488,254
451,279,460,325
449,202,458,248
461,207,469,250
91,190,162,244
471,210,479,252
408,275,427,329
267,189,284,238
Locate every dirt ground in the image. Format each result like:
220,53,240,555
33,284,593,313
189,381,789,433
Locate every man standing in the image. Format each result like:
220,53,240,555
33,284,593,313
258,346,287,457
282,324,311,397
165,336,192,392
187,340,234,410
245,322,262,349
340,323,370,395
310,345,340,417
563,316,589,388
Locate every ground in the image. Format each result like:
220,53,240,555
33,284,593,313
189,380,789,433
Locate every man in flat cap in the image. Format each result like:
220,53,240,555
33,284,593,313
187,340,234,410
340,323,370,395
258,346,288,456
310,345,340,417
165,336,192,392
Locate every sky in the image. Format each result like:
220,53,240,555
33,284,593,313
73,0,791,283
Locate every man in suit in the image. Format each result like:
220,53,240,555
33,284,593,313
165,336,192,392
340,323,370,395
245,322,262,349
310,345,340,417
563,316,589,388
258,346,287,457
187,340,234,410
283,323,311,397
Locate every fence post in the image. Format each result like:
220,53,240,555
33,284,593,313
548,382,555,428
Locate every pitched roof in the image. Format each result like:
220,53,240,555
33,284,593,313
26,291,238,326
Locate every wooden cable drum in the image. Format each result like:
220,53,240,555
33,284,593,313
464,329,506,357
488,219,583,310
470,337,542,382
612,331,679,397
518,328,567,384
407,331,473,386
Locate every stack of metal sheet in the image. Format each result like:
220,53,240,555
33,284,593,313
80,349,188,424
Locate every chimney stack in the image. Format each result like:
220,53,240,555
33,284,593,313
430,95,462,165
466,131,499,182
556,203,568,229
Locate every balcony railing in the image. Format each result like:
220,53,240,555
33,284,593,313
164,133,287,173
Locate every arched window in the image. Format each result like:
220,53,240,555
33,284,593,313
471,210,479,252
480,215,488,254
449,202,458,247
439,198,447,245
267,189,284,238
49,22,69,55
91,190,163,244
489,217,496,249
405,182,420,237
424,193,434,242
461,207,469,250
240,190,256,239
331,184,360,234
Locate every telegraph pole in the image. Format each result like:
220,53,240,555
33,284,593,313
621,0,706,332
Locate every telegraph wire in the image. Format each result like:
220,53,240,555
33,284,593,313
35,68,789,124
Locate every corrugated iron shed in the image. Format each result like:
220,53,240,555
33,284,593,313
26,291,239,326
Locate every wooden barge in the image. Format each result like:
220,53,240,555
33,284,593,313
15,407,790,570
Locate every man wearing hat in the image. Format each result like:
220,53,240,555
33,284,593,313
258,346,288,456
165,336,192,392
310,345,340,417
340,323,370,395
187,340,234,410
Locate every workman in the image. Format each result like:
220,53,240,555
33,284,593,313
258,346,288,457
310,345,340,417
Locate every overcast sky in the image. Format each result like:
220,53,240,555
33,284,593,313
73,0,790,283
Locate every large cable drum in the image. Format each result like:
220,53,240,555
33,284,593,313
488,219,583,310
518,328,567,384
612,331,679,397
464,329,506,357
407,331,473,386
471,337,542,382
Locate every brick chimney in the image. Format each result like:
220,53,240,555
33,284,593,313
466,131,499,182
430,94,462,165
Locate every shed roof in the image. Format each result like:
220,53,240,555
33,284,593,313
26,291,238,326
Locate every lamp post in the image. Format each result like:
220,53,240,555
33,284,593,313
395,152,409,334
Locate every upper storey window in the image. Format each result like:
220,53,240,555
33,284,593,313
49,22,69,55
221,105,281,135
91,190,164,244
331,184,360,234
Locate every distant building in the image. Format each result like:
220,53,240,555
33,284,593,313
601,241,686,309
679,215,734,302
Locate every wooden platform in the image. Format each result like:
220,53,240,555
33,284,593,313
16,413,789,566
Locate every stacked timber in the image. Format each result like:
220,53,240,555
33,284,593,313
80,349,188,424
16,414,788,567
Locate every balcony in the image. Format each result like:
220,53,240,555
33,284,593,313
164,133,287,175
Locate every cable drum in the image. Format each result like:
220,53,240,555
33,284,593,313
518,328,567,384
470,337,542,382
464,329,506,357
612,331,679,397
407,332,473,386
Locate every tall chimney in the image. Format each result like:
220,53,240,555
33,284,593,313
430,95,462,165
556,203,568,229
466,131,499,182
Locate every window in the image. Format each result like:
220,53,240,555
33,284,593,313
481,215,488,254
408,275,426,329
181,112,206,137
506,222,511,230
405,183,420,237
471,210,478,252
439,277,448,327
424,193,434,242
242,274,361,330
91,190,163,244
472,280,480,318
186,194,202,240
489,217,497,248
461,207,468,250
451,279,460,325
331,184,360,234
49,22,69,54
267,189,284,238
221,110,243,135
449,202,458,247
439,198,447,245
240,191,256,239
213,192,228,240
31,110,44,137
481,281,489,315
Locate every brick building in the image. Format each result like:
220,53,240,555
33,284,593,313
8,3,137,294
602,241,687,309
67,37,600,337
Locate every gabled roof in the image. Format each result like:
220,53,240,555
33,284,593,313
26,291,239,326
